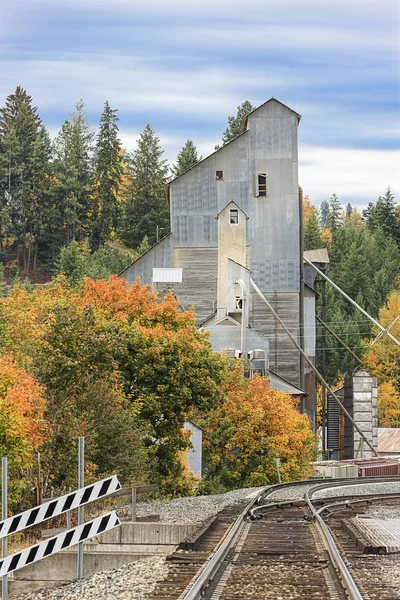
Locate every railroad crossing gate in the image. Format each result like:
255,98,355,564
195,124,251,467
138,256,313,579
0,475,121,577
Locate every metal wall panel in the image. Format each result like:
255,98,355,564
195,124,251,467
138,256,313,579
250,291,300,385
206,323,269,357
120,234,173,286
169,98,300,294
173,247,218,321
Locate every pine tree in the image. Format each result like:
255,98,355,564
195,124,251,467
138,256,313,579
53,101,94,245
303,206,324,250
320,199,329,228
91,101,123,249
172,140,201,178
326,193,343,232
26,126,54,270
218,101,254,147
0,87,46,269
374,187,398,241
345,203,353,219
120,124,170,248
362,202,376,230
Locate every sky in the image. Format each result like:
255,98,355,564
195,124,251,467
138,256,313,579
1,0,399,209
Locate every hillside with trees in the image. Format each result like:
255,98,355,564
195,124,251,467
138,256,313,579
0,88,398,506
303,191,400,423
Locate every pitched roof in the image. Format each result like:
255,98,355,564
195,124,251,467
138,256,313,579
167,98,300,189
242,98,301,131
118,232,172,276
215,200,249,220
303,249,330,264
167,129,248,187
268,370,308,396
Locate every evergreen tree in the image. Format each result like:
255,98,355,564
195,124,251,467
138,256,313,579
53,101,94,245
362,202,376,230
218,101,254,147
120,124,169,248
345,203,353,219
0,87,48,269
172,140,201,178
26,126,54,270
326,193,343,232
374,187,398,241
303,206,324,250
91,101,123,249
320,199,330,228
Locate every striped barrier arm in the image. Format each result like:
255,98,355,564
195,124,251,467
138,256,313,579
0,511,120,577
0,475,121,539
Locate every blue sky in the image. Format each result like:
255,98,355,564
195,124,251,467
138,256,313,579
1,0,399,208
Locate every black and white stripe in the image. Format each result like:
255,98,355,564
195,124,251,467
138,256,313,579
0,511,120,577
0,475,121,539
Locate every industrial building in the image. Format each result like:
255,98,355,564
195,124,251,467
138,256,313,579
120,98,320,424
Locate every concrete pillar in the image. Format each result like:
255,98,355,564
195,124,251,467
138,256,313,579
344,370,378,459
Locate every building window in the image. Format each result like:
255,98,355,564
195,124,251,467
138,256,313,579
255,173,267,197
216,170,223,180
230,209,238,224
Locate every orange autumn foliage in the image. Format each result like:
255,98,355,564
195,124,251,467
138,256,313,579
0,353,48,470
377,382,400,428
203,369,316,487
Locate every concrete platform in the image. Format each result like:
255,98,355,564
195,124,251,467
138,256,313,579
9,521,199,596
350,517,400,553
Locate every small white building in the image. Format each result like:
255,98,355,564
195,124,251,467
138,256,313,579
184,420,203,478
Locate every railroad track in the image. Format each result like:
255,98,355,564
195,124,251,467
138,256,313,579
146,479,400,600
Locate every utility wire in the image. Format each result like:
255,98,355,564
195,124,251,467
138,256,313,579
250,277,378,457
304,256,400,347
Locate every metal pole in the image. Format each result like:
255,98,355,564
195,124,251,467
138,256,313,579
370,316,399,347
37,452,42,506
77,437,84,580
321,276,327,454
250,277,379,457
275,458,282,484
131,488,137,522
304,256,400,346
2,458,8,599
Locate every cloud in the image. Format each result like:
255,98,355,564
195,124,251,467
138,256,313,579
299,146,400,207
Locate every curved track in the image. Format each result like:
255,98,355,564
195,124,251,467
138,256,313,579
146,479,400,600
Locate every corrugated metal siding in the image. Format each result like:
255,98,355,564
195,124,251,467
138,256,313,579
206,322,269,357
249,291,300,385
173,247,218,321
120,234,173,286
170,100,300,293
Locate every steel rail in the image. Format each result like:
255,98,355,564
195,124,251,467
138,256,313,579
304,478,400,600
305,484,364,600
316,494,400,517
179,487,266,600
251,478,400,600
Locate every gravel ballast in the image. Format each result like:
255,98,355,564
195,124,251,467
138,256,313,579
13,556,169,600
312,481,400,499
117,487,263,523
264,482,315,502
12,487,263,600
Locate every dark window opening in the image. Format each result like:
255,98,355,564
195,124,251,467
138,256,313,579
235,296,243,310
256,173,267,197
216,170,223,180
230,209,238,224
